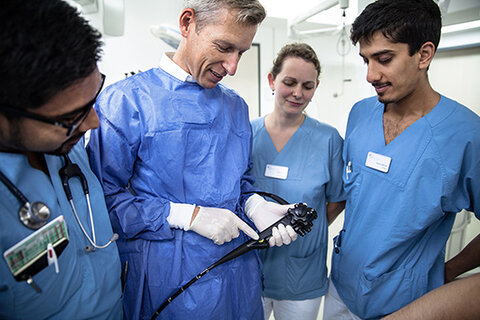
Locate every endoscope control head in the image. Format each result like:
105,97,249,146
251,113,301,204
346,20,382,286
286,203,317,236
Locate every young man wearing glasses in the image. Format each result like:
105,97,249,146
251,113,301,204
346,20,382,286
0,1,122,319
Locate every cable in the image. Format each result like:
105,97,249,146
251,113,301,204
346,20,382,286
150,192,317,319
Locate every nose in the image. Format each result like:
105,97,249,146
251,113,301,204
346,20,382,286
292,85,302,99
223,53,240,76
79,107,100,132
366,63,381,84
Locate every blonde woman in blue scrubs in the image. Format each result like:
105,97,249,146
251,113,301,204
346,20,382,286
250,43,346,320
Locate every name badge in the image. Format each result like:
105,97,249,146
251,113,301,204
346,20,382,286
264,164,289,180
365,152,391,173
4,215,69,280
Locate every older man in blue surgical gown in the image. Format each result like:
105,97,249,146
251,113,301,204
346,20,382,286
87,1,299,319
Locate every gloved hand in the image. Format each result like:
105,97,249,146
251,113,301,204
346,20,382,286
167,202,259,245
244,194,298,247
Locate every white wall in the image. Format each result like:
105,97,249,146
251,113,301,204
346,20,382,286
84,0,184,87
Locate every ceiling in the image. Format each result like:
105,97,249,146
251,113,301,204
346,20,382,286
259,0,480,29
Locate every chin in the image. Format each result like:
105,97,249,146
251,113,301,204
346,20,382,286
47,135,83,155
200,80,219,89
377,95,392,105
46,145,73,156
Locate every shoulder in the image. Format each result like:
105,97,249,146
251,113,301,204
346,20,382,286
432,96,480,139
304,116,342,141
103,68,161,94
96,68,161,111
215,83,247,105
250,116,264,130
349,96,379,117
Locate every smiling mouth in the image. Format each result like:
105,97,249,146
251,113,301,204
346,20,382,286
373,82,390,94
287,100,303,107
210,69,224,82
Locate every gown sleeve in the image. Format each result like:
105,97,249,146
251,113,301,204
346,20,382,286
87,89,175,241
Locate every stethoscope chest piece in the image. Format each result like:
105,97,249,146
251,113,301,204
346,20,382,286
18,201,51,230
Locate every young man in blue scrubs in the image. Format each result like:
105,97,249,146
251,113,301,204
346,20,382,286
324,0,480,319
0,0,123,319
87,1,297,319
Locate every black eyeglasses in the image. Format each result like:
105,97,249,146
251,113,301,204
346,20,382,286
0,73,105,136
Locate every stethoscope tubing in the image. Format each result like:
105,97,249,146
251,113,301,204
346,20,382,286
60,155,118,252
0,170,30,204
0,155,117,251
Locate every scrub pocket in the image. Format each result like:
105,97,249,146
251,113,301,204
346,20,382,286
286,247,326,296
358,266,428,318
343,160,362,213
5,247,83,316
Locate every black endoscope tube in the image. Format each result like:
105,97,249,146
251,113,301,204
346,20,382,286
253,191,289,205
150,192,290,320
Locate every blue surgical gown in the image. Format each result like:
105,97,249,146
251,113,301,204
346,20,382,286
87,67,263,320
0,139,123,319
250,116,345,300
332,95,480,319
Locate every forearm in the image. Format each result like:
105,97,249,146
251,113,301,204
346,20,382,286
105,190,175,240
445,233,480,282
327,201,345,225
383,273,480,320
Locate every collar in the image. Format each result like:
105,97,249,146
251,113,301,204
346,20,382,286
159,52,196,83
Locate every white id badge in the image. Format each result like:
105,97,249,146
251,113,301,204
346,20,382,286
365,152,391,173
264,164,289,180
4,215,69,280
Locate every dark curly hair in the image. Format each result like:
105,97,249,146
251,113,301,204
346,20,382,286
350,0,441,55
270,43,321,80
0,0,103,109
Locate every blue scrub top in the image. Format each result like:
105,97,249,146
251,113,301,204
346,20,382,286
332,95,480,319
87,67,263,320
250,116,345,300
0,139,123,319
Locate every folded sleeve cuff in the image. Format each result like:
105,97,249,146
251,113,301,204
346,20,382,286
167,202,195,230
244,193,265,219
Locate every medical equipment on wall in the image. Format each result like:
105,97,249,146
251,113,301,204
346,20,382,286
150,192,318,320
59,155,118,252
333,5,352,98
150,24,181,49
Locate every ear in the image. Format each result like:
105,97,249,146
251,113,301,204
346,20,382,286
315,79,320,89
418,41,436,70
267,73,275,91
178,8,195,37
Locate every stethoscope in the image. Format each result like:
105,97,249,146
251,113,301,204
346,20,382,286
0,154,117,252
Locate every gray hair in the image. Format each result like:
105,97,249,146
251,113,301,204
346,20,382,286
184,0,266,31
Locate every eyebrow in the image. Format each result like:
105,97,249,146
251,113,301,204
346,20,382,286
360,49,395,59
50,95,96,120
213,40,250,53
283,77,316,85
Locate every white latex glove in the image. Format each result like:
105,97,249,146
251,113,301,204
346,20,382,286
167,202,259,245
244,194,298,247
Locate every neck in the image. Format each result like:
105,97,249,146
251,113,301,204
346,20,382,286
0,145,49,175
266,110,305,131
385,82,440,118
26,152,49,175
171,45,189,75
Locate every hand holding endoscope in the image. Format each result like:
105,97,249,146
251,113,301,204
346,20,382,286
150,193,317,319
